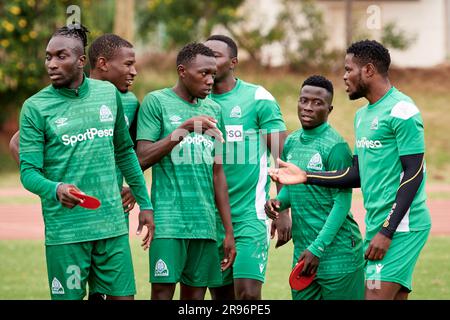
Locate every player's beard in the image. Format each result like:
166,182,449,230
349,73,368,100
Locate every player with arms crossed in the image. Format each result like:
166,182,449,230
136,42,236,300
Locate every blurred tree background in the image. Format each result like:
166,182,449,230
1,0,447,179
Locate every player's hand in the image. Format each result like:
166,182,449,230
221,232,236,271
268,159,307,185
136,209,155,250
57,183,83,208
120,186,136,213
365,232,392,261
179,115,224,143
272,212,292,248
298,249,319,276
265,199,282,220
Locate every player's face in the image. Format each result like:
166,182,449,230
343,53,368,100
45,36,85,88
181,54,217,99
204,40,235,82
298,85,332,129
104,47,137,93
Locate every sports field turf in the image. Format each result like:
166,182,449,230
0,236,449,300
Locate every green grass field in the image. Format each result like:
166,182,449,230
0,236,449,300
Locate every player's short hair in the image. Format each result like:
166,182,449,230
206,34,238,58
52,24,89,54
301,75,334,98
176,42,215,66
347,39,391,76
88,34,133,68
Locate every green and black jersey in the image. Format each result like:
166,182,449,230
277,123,364,277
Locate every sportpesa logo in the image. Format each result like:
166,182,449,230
179,133,213,148
62,128,113,146
356,137,382,149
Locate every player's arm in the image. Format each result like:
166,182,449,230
366,104,426,260
264,131,293,247
9,130,20,166
19,101,81,207
257,94,292,247
213,159,236,271
301,143,354,276
365,153,424,261
269,155,361,188
136,115,223,171
112,91,154,243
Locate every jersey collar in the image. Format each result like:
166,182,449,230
52,74,90,99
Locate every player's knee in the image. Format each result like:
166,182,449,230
236,287,261,300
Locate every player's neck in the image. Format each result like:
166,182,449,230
67,72,84,89
89,69,102,81
366,78,392,105
173,82,197,104
213,76,236,94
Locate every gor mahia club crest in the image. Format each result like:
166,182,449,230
230,106,241,118
155,259,169,277
371,116,379,130
99,105,113,122
307,153,323,170
51,277,64,295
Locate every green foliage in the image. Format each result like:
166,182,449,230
276,0,341,71
137,0,244,49
382,21,417,51
0,0,114,125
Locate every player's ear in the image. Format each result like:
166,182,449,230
230,57,238,71
328,105,333,114
78,54,87,69
364,63,376,78
177,64,186,78
97,57,108,72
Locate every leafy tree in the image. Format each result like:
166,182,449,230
137,0,244,49
276,0,340,71
0,0,114,125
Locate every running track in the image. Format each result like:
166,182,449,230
0,187,449,240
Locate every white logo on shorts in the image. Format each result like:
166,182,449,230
375,263,384,273
51,277,65,295
259,263,264,274
155,259,169,277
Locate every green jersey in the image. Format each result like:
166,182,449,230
116,91,140,190
210,79,286,223
354,87,431,240
19,77,152,245
120,91,139,130
137,88,224,240
277,123,364,277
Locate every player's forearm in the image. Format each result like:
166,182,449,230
306,156,361,188
275,186,291,211
266,130,288,192
379,153,424,239
20,152,60,200
213,163,234,234
116,148,153,210
308,190,352,258
9,131,20,166
136,132,185,171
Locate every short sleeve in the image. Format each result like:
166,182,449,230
137,93,163,142
390,102,425,156
255,87,287,133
